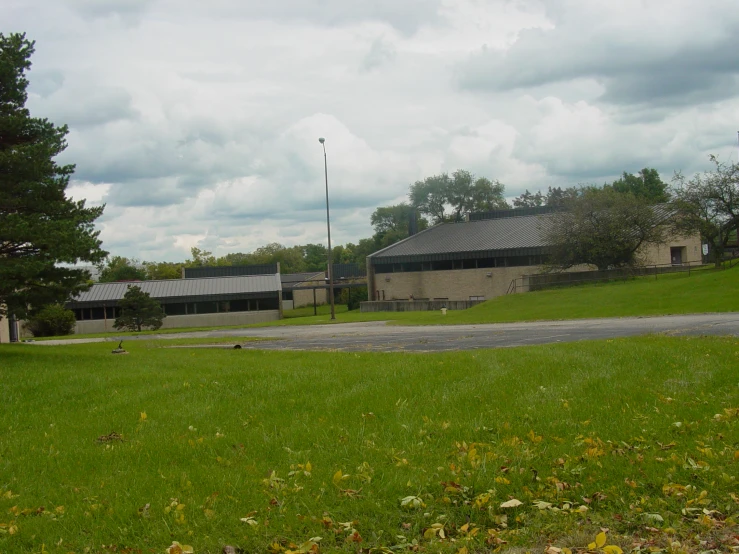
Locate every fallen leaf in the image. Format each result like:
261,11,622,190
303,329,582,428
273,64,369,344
500,499,523,508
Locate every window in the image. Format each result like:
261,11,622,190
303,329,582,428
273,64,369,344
470,296,485,301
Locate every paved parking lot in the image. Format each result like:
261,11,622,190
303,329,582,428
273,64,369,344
166,313,739,352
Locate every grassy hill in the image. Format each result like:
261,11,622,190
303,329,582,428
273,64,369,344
403,264,739,325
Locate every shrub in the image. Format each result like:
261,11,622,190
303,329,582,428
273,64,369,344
25,304,77,337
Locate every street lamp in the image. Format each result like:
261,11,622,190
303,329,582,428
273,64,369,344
319,137,336,320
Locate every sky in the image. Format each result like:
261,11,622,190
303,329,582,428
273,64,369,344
6,0,739,262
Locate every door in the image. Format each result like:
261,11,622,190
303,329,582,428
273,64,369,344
670,247,683,265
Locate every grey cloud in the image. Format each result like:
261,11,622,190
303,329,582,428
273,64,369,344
457,7,739,109
360,38,397,72
28,70,65,98
38,86,138,127
65,0,154,22
102,179,190,208
175,0,443,34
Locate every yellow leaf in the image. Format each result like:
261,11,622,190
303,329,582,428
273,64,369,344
602,546,623,554
306,461,312,472
495,476,510,485
562,549,573,554
457,547,468,554
423,527,438,539
588,542,596,550
595,531,607,548
140,412,147,421
332,470,348,486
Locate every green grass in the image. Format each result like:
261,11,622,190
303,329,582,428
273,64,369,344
1,337,738,553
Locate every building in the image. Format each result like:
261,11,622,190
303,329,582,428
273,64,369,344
367,206,701,302
281,272,328,310
65,273,282,334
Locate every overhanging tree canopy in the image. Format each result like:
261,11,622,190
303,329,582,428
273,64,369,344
544,189,671,271
0,33,106,319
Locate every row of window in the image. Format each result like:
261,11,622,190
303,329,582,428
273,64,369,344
72,297,280,321
374,256,546,274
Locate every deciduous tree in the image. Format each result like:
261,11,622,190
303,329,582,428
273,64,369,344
544,188,670,271
409,170,508,224
609,168,670,203
0,33,106,320
98,256,146,282
673,156,739,267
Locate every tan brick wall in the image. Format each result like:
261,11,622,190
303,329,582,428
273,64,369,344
374,266,540,301
639,232,702,266
0,316,10,343
293,286,328,308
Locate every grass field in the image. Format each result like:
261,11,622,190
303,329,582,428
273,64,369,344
1,336,738,553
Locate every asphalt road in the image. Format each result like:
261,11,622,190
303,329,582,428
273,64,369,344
35,313,739,352
165,313,739,352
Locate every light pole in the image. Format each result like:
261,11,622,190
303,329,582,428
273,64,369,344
319,137,336,320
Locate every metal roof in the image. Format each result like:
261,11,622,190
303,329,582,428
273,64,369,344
369,213,553,264
67,274,282,307
281,272,325,288
183,264,278,279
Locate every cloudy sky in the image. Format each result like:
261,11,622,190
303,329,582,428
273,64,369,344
6,0,739,262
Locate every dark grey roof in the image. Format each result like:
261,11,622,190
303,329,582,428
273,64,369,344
67,274,281,307
369,214,552,263
281,272,325,288
184,264,278,279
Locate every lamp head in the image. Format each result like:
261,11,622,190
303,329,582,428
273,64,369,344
318,137,325,144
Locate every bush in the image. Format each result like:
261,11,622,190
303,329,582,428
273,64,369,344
344,286,367,311
25,304,77,337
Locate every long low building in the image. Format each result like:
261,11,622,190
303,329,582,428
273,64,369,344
65,273,283,334
366,206,701,302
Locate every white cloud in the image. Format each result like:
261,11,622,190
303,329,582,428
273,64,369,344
4,0,739,261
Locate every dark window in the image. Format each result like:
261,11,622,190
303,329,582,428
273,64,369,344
230,299,250,312
91,307,105,320
164,303,187,316
259,297,280,310
196,301,219,314
282,290,294,301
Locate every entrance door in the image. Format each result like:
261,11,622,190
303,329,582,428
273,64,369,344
670,247,683,265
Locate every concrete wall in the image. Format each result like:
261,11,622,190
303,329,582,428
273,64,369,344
373,265,536,302
72,310,281,334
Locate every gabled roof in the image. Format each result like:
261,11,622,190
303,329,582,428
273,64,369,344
67,274,282,307
369,204,679,265
369,213,552,264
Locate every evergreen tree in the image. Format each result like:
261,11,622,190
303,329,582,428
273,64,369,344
114,286,165,332
0,33,106,320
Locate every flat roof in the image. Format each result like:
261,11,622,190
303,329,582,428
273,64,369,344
67,274,282,307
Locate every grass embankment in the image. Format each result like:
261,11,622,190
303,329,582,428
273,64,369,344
1,337,738,553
